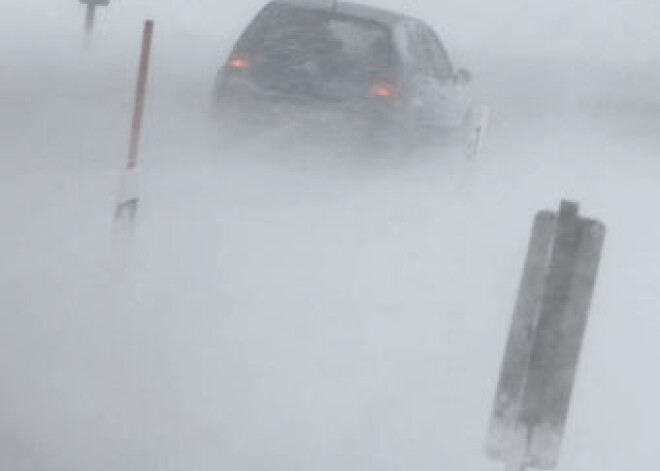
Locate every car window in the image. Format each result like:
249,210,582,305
325,19,384,62
235,4,395,79
424,29,453,80
408,23,453,82
407,24,434,77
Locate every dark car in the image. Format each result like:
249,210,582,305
212,0,473,152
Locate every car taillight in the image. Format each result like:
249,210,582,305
370,81,398,98
227,56,249,70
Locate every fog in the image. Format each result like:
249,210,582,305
2,1,660,470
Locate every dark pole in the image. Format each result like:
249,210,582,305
81,0,110,39
84,4,96,35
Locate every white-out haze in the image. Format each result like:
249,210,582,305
2,1,660,471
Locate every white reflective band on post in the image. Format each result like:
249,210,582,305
116,167,140,206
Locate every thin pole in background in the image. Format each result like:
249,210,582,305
84,3,96,35
80,0,109,38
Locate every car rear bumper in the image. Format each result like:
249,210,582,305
212,85,405,149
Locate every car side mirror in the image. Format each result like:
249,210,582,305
454,68,472,85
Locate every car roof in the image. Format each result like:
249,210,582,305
271,0,416,27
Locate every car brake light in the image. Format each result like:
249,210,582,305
228,57,249,70
370,82,398,98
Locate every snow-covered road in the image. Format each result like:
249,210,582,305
2,1,660,470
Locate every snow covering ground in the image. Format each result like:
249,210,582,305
2,1,660,470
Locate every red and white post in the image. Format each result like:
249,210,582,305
115,20,154,227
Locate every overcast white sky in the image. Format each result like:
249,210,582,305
2,0,660,61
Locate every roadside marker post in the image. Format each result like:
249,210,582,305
486,201,606,471
466,105,489,160
115,20,154,227
80,0,110,36
457,105,489,193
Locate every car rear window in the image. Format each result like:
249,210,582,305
234,4,396,82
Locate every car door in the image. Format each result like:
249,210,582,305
407,23,466,129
